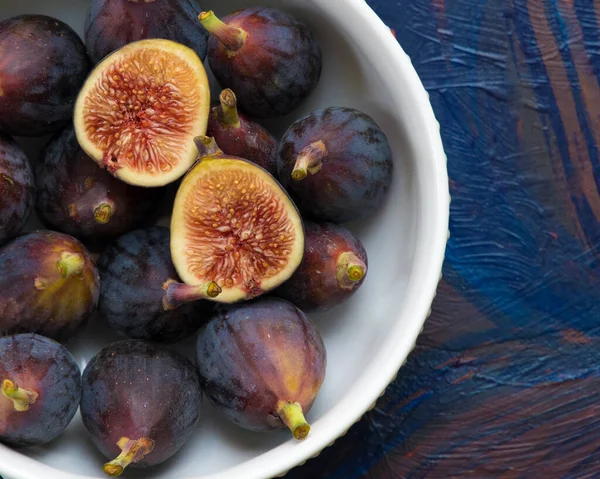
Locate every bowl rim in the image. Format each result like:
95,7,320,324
0,1,450,478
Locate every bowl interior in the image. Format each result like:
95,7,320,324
0,1,448,478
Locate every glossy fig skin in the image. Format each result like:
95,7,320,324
0,231,100,341
0,134,35,246
0,334,82,448
0,15,91,137
98,227,214,343
35,126,163,245
80,340,202,470
197,298,326,433
206,91,278,176
276,221,368,312
85,0,209,64
277,107,393,224
203,8,322,118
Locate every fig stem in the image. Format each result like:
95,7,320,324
194,136,224,160
56,252,85,279
277,401,311,440
199,11,247,51
94,203,113,225
291,141,328,181
162,280,222,310
1,379,38,412
217,89,241,128
336,252,367,290
103,437,155,477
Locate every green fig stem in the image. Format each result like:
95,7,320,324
291,141,328,181
56,252,85,279
199,11,247,51
1,379,38,412
103,437,155,477
277,401,311,440
162,279,222,310
336,252,367,290
94,203,114,225
194,136,225,160
217,89,241,128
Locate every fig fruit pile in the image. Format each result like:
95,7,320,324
0,2,395,476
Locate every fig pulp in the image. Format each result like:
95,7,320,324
85,0,209,64
276,221,368,312
0,15,91,137
0,134,34,246
0,334,81,447
206,89,278,176
196,298,326,439
81,340,202,476
199,8,322,118
98,226,219,343
277,107,394,224
74,38,211,187
36,126,164,244
171,137,305,303
0,231,100,341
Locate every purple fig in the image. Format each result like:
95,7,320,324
81,340,202,476
0,15,91,137
0,134,34,246
206,89,278,176
85,0,209,64
196,298,326,440
0,231,100,341
35,126,164,245
199,8,322,118
277,107,393,224
0,334,81,447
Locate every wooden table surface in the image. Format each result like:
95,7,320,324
286,0,600,477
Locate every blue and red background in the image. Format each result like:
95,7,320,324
286,0,600,477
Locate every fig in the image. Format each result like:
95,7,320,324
277,107,394,224
0,15,91,137
199,8,322,118
74,38,211,187
196,298,326,439
81,340,202,476
85,0,209,65
206,89,278,176
35,126,164,244
275,221,368,312
0,231,100,341
0,134,35,246
171,137,305,303
98,226,219,343
0,334,82,447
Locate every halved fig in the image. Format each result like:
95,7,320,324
74,39,211,187
171,137,304,303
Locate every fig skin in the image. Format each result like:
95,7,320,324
196,298,326,439
0,15,91,137
277,107,394,224
0,134,35,246
35,126,164,245
85,0,209,65
200,8,322,118
0,231,100,341
0,334,82,448
206,89,278,176
98,227,218,344
81,340,202,475
276,221,368,313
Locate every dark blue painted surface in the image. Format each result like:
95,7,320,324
286,0,600,477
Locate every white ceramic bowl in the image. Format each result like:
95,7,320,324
0,0,449,478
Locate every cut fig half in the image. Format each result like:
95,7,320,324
74,39,210,187
171,137,305,303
